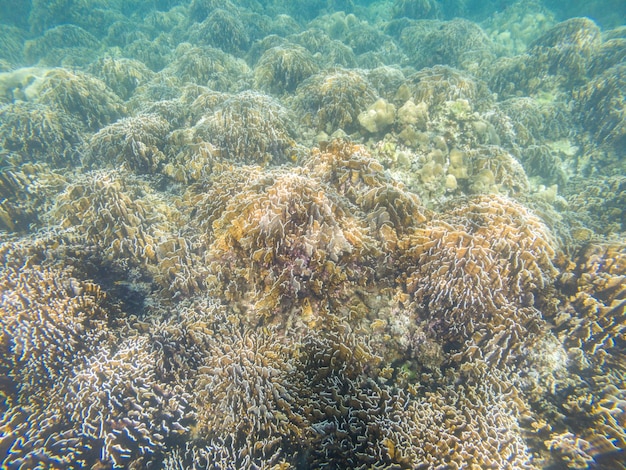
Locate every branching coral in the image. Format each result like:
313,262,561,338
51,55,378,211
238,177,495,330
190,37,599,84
405,65,493,115
193,322,308,468
254,44,319,95
83,113,170,173
294,68,377,134
193,90,300,165
32,68,126,131
527,17,601,88
399,194,558,364
392,0,441,19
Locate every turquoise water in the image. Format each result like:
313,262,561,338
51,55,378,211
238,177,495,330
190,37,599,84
0,1,624,469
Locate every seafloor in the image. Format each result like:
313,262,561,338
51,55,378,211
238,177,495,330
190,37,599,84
0,0,625,469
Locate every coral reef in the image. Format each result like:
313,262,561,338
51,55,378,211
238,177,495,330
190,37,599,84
0,101,83,166
88,56,155,101
187,8,250,55
1,2,625,469
399,194,558,364
0,25,26,65
192,165,379,324
83,113,170,173
253,44,319,95
294,68,378,134
163,44,250,91
192,90,300,165
407,18,495,71
32,68,126,131
392,0,441,19
575,63,626,155
0,162,67,232
24,24,101,67
47,170,199,296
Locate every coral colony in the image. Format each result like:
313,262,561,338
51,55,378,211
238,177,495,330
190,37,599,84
0,0,624,468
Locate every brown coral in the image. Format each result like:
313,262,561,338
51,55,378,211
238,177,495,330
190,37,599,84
192,90,300,165
399,194,558,364
0,101,83,166
189,165,378,325
294,68,377,133
83,113,170,173
33,68,126,131
47,169,200,296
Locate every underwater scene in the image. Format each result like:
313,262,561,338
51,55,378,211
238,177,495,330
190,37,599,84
0,0,625,468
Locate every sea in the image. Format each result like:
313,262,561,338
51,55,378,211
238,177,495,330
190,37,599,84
0,1,624,469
